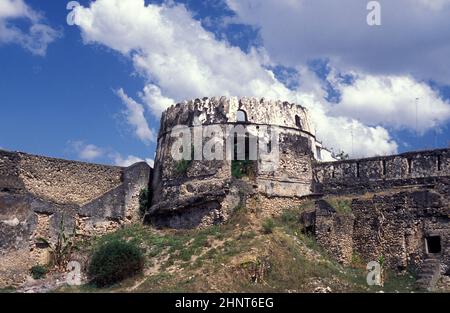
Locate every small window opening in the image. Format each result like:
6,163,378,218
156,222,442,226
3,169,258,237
236,110,247,123
356,162,360,178
36,241,50,249
244,134,250,161
233,133,238,160
331,166,335,178
437,155,442,171
426,236,441,254
382,160,387,176
316,146,322,160
232,133,251,177
295,115,302,129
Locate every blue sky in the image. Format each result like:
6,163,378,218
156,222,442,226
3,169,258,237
1,0,449,166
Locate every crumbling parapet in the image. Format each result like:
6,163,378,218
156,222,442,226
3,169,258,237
314,149,450,195
147,96,321,228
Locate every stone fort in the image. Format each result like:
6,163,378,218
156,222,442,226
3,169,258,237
1,96,449,290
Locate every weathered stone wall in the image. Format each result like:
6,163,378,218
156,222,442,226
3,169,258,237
350,187,449,273
314,149,449,195
315,200,354,265
312,149,449,278
0,150,151,287
19,153,123,205
148,97,317,228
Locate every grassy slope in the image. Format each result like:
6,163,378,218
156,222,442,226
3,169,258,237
58,202,417,293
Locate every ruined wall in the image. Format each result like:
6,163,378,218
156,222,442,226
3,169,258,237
19,153,123,205
148,97,317,228
315,200,354,265
0,150,151,287
350,186,449,273
314,149,449,195
312,149,450,277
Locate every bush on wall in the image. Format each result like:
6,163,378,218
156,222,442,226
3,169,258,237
138,188,151,217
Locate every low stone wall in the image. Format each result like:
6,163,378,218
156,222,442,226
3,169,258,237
311,149,450,275
314,149,449,195
0,150,151,288
314,184,449,275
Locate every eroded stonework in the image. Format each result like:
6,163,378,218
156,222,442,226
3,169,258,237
147,96,325,228
147,97,449,290
313,149,449,289
1,96,449,291
0,150,151,287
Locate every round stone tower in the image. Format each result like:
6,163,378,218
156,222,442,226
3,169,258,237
146,96,325,228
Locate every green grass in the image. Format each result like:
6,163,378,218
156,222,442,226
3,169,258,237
56,198,418,293
261,218,275,234
0,287,16,293
175,159,191,175
325,198,353,215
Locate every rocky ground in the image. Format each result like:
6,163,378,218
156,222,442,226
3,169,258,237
4,200,448,293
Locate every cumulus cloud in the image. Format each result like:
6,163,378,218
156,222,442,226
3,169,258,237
68,140,104,161
294,71,399,157
0,0,61,55
71,0,450,157
226,0,450,84
331,74,450,134
140,84,174,117
116,88,155,144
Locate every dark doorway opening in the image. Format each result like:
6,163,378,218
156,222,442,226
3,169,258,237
295,115,302,129
426,236,441,254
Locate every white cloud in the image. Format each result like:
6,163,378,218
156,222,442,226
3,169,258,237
331,74,450,134
68,140,153,167
116,88,155,144
69,141,104,161
140,84,174,117
0,0,61,56
110,152,154,167
226,0,450,84
71,0,429,157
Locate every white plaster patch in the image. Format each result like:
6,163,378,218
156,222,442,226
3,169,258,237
2,217,20,227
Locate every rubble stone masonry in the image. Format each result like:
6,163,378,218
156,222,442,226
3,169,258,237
0,150,151,287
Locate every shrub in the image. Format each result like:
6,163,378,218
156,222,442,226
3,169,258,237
30,265,48,280
326,198,352,215
231,160,254,178
88,240,144,287
261,218,275,234
138,188,151,217
175,145,195,175
37,217,76,270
